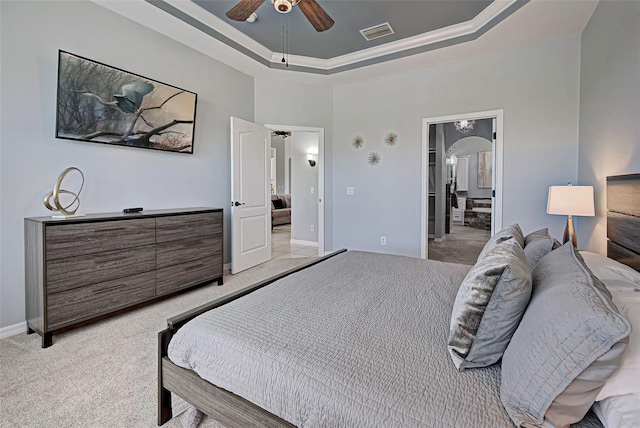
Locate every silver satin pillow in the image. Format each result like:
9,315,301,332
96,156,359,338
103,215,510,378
477,224,524,261
501,243,631,427
448,238,532,371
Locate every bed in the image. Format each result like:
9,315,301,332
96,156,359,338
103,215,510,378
158,174,640,428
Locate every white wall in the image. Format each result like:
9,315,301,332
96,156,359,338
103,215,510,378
271,136,285,194
254,78,333,249
290,132,319,243
450,136,493,199
333,36,582,256
0,1,254,329
577,0,640,254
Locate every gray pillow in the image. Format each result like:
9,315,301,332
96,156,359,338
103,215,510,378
523,228,557,270
524,227,551,246
448,238,532,371
477,224,524,261
500,243,631,427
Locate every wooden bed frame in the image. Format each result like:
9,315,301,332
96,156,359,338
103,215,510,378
607,173,640,272
157,249,346,426
157,175,640,428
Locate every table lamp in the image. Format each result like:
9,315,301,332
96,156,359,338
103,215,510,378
546,183,595,248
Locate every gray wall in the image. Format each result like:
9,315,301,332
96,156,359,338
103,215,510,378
0,0,254,329
254,79,333,250
290,132,319,243
333,36,581,256
450,136,493,199
271,136,286,194
577,0,640,254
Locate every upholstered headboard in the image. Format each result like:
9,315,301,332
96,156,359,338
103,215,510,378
607,173,640,272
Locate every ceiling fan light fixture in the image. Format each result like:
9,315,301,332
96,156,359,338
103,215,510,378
271,0,299,14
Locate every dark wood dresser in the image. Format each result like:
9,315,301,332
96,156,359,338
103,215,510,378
25,208,223,347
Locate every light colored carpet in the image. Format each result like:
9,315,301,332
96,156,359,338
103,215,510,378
0,256,316,428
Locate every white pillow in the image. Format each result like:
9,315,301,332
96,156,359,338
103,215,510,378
595,291,640,400
580,251,640,292
592,394,640,428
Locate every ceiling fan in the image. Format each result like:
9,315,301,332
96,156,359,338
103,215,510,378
226,0,335,32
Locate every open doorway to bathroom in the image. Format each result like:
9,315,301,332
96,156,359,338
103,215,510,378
268,125,324,260
421,110,503,265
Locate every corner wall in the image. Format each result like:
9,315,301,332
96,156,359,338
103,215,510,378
332,36,582,256
254,79,334,250
577,0,640,254
290,132,319,244
0,1,254,330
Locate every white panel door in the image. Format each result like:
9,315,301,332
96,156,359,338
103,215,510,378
231,117,271,274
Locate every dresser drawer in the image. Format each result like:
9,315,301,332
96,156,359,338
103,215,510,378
156,235,222,269
46,245,156,294
45,218,156,260
47,271,156,329
156,212,221,243
156,255,222,296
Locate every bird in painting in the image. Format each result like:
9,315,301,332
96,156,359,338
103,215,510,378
80,81,154,114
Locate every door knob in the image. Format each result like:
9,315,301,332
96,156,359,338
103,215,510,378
233,201,245,207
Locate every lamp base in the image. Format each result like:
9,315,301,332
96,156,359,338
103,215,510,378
563,215,577,248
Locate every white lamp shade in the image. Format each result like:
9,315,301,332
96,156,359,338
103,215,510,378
547,185,595,216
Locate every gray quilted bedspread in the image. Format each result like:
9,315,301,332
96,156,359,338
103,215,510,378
168,251,603,428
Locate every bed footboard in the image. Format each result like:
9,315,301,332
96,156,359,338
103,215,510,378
157,249,347,426
161,356,294,427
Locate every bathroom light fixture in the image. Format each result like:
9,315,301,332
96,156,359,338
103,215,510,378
455,120,475,134
546,183,595,248
307,150,318,167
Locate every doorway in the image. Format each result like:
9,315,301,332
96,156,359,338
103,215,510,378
266,124,325,258
420,110,503,263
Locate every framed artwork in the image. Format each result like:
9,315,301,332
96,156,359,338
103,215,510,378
477,151,492,188
55,50,197,154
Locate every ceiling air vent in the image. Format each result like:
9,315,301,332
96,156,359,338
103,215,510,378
360,22,395,42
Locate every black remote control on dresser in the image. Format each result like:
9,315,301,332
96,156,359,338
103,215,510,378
123,207,143,214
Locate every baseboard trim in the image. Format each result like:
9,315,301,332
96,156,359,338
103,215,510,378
0,321,26,339
290,239,319,247
223,262,231,274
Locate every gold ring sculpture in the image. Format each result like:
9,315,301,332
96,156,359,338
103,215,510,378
43,167,85,216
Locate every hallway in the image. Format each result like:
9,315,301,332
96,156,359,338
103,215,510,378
428,225,490,265
272,224,319,259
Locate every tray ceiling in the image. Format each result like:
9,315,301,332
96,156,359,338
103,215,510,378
146,0,528,74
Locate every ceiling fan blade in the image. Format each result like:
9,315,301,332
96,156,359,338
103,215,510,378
226,0,264,21
298,0,335,32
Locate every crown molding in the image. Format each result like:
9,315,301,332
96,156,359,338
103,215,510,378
148,0,525,73
91,0,530,75
164,0,274,61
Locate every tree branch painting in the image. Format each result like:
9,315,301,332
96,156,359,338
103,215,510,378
56,50,198,154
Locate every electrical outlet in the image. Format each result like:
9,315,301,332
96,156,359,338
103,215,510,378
310,225,315,232
381,236,387,245
346,187,355,196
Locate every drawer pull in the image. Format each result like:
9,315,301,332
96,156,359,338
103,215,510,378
94,283,126,294
185,263,205,271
